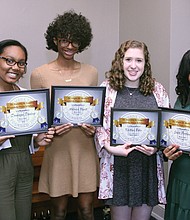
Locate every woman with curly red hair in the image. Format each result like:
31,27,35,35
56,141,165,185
95,40,170,220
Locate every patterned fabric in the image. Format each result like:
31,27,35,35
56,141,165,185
94,80,170,204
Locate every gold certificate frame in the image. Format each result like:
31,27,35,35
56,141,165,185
51,86,106,126
110,108,160,146
0,89,50,136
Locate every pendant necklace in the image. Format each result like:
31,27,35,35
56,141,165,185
58,69,73,82
126,87,138,96
57,61,81,83
64,70,73,82
65,78,72,83
56,60,73,82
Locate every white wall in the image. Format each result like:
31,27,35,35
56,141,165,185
170,0,190,106
119,0,171,95
119,0,190,107
0,0,119,88
1,1,190,102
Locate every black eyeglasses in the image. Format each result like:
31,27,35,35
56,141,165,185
0,56,27,68
58,38,80,48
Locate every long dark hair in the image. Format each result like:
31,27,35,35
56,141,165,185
175,50,190,107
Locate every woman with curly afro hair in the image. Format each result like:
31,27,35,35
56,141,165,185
95,40,170,220
31,10,99,220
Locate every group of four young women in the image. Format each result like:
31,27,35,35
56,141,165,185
0,9,189,220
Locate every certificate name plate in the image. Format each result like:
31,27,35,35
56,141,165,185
0,89,50,136
110,108,160,146
51,86,106,126
160,107,190,153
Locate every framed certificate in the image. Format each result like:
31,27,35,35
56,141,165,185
110,108,160,146
51,86,106,126
0,89,50,136
160,107,190,153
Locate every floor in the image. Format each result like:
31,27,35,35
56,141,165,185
66,208,158,220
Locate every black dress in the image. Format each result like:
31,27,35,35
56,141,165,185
106,87,159,207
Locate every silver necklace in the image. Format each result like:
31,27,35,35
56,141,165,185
126,87,138,96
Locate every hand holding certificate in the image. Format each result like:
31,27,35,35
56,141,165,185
0,89,50,136
104,142,135,157
163,144,183,160
51,86,105,126
160,107,190,153
110,108,160,147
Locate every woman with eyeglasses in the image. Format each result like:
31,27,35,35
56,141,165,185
30,10,99,220
0,39,55,220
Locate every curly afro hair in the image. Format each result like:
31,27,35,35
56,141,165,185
45,10,93,53
106,40,155,95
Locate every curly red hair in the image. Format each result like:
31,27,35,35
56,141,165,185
106,40,154,95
